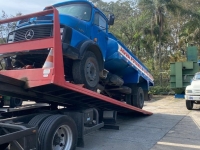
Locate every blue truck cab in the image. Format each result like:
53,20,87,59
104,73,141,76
5,0,154,109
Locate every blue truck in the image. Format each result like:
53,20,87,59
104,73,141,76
0,0,154,149
4,0,154,109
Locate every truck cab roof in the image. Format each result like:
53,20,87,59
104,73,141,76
52,0,108,22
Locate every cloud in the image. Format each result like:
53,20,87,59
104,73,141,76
0,0,63,15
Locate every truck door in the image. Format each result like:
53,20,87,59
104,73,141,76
91,11,108,59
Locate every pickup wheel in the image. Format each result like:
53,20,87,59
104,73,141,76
72,51,99,90
38,115,78,150
186,100,194,110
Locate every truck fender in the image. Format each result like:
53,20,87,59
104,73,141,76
77,40,104,71
138,76,149,91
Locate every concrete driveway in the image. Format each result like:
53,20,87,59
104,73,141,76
77,96,200,150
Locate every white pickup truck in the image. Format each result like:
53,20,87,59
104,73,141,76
185,72,200,110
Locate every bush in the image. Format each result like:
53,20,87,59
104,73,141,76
149,86,173,95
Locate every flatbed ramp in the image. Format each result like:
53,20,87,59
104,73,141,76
0,8,152,116
0,74,152,115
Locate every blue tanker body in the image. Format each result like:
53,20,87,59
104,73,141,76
6,0,154,109
105,33,154,85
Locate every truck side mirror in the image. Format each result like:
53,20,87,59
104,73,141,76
108,14,115,25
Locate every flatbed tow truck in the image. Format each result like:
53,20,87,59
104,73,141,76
0,7,153,150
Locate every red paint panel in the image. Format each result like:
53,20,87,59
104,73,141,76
0,38,53,53
53,78,152,115
0,9,53,24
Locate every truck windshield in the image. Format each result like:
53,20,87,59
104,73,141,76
194,74,200,80
56,3,91,21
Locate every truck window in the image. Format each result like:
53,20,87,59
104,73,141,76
56,3,92,21
93,13,107,31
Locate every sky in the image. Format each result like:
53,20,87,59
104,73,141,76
0,0,116,16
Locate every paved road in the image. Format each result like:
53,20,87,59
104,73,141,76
77,96,200,150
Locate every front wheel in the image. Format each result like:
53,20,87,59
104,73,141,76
72,51,99,90
186,100,194,110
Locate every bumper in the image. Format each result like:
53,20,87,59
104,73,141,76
185,95,200,101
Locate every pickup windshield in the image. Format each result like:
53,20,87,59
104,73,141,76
193,74,200,80
56,3,91,21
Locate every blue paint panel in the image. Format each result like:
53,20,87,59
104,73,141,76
15,0,154,88
107,33,149,71
105,50,153,85
175,94,185,99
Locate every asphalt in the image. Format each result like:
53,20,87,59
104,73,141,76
77,96,200,150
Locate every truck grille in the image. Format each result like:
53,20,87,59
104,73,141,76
194,89,200,93
13,25,52,42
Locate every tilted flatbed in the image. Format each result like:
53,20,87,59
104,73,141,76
0,8,152,150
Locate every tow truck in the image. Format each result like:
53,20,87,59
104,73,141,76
0,1,153,150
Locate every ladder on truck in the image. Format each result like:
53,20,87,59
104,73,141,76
0,8,152,150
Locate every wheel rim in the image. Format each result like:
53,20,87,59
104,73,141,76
52,125,73,150
84,58,98,87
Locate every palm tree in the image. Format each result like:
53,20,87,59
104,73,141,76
138,0,185,86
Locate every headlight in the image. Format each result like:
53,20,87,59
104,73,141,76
186,90,192,93
7,33,15,43
60,28,64,40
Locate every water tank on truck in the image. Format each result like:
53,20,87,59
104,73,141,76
3,0,154,109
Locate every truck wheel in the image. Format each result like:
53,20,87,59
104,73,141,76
28,114,51,127
125,87,144,109
10,97,22,108
72,51,99,90
38,115,78,150
186,100,193,110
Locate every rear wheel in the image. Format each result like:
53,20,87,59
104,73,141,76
10,97,22,108
126,87,144,109
186,100,194,110
72,51,99,90
38,115,78,150
28,114,51,127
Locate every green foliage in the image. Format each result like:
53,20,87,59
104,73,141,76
0,11,21,44
1,0,200,89
149,86,172,95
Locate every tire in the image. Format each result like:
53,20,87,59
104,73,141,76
126,87,144,109
28,114,51,127
72,51,99,90
186,100,193,110
38,115,78,150
0,97,4,108
10,97,22,108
